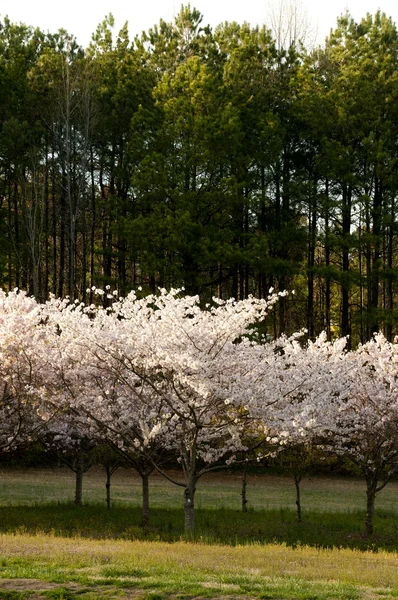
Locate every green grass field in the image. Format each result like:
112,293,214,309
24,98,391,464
0,467,398,599
2,466,398,513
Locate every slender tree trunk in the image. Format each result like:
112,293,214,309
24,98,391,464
365,193,372,339
217,263,222,299
44,144,49,299
259,164,267,299
13,181,20,289
243,186,249,298
75,466,84,506
307,178,317,339
7,173,13,288
81,188,87,300
51,147,57,295
341,184,352,342
365,480,376,536
117,189,127,298
58,167,66,298
294,473,302,523
184,478,197,533
65,56,76,300
324,179,331,340
105,465,111,510
370,176,382,335
241,468,248,513
358,209,365,344
141,471,150,528
89,147,96,300
100,165,112,284
386,195,395,341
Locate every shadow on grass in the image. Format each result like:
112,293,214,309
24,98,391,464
1,503,397,552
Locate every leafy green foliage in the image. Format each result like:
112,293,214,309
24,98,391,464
0,7,398,338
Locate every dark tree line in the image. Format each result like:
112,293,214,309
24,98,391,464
1,6,398,343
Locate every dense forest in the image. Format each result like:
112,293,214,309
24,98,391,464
0,5,397,343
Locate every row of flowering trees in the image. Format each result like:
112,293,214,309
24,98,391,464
1,288,398,535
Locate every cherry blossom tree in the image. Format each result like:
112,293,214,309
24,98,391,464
91,444,128,510
6,285,397,537
0,290,47,458
39,413,97,506
260,330,398,535
238,331,351,444
34,296,167,524
74,369,170,526
241,331,354,522
319,333,398,535
39,288,285,532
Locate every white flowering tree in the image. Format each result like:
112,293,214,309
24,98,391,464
318,333,398,535
258,331,398,535
35,292,168,524
0,290,47,457
38,413,97,506
40,288,284,532
69,364,171,526
241,332,354,521
6,285,398,537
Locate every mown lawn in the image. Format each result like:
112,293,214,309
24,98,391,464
0,468,397,599
2,467,398,514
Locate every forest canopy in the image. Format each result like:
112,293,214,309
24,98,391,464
0,6,397,344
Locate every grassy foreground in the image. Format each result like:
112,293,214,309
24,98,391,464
1,533,398,600
0,469,398,598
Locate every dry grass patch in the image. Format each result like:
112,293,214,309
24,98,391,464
0,533,398,599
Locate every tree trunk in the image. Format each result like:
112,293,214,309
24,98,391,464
241,468,248,513
324,178,331,340
365,481,376,536
75,466,84,506
7,173,13,289
294,473,302,523
105,465,111,510
141,471,150,528
90,147,96,296
44,143,49,300
341,184,352,342
13,181,20,289
307,180,317,340
386,195,394,341
51,146,57,295
370,176,382,335
58,168,66,298
184,480,196,533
